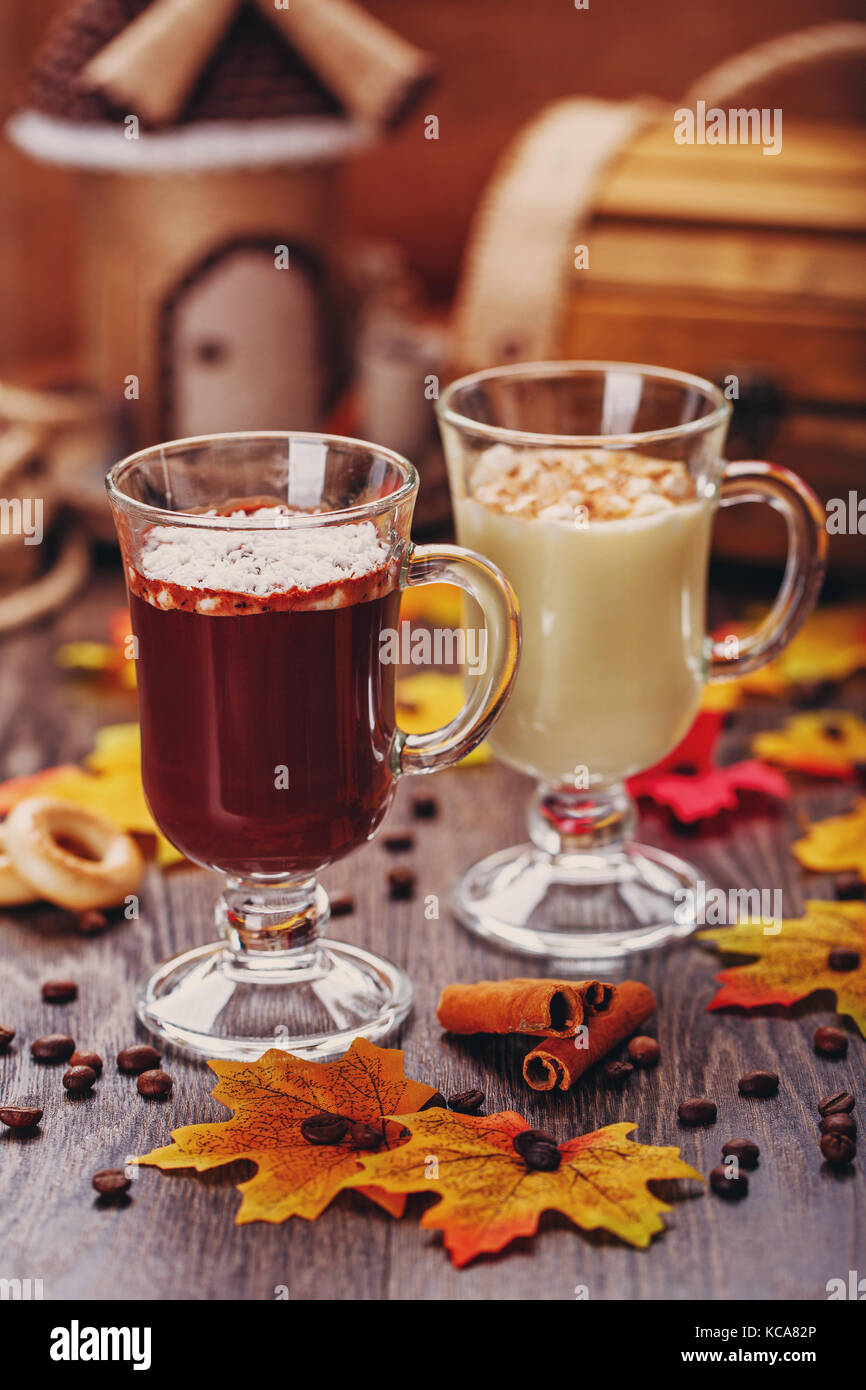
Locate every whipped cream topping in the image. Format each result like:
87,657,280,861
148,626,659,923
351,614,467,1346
129,508,394,615
470,446,696,523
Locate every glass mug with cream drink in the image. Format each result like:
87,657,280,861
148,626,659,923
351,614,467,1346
437,362,826,958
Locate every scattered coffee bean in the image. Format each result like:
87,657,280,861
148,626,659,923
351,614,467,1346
820,1132,856,1166
348,1121,383,1150
792,680,835,710
828,948,860,972
738,1070,779,1098
834,874,865,902
116,1045,161,1075
31,1034,75,1063
69,1050,103,1077
420,1090,447,1110
513,1128,561,1172
0,1103,43,1130
710,1163,749,1199
678,1097,717,1126
603,1060,634,1087
92,1168,132,1197
384,832,415,853
411,796,438,820
41,980,78,1004
823,722,845,742
300,1113,349,1145
818,1090,855,1116
136,1069,173,1099
722,1138,760,1169
76,910,109,935
0,1025,14,1052
820,1114,857,1140
628,1035,660,1067
447,1088,484,1114
387,866,416,900
328,892,355,918
814,1026,848,1058
63,1065,97,1094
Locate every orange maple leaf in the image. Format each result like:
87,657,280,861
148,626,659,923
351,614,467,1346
345,1110,702,1266
135,1037,437,1223
699,900,866,1035
752,711,866,779
793,799,866,882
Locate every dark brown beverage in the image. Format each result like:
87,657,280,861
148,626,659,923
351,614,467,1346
127,514,401,877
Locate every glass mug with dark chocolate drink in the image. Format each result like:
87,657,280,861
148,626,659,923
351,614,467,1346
107,433,519,1060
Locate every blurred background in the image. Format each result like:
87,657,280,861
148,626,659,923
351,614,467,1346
0,0,863,631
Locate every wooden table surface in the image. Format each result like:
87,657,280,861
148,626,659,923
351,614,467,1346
1,566,863,1302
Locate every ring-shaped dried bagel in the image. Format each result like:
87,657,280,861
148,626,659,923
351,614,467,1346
2,797,143,911
0,823,40,906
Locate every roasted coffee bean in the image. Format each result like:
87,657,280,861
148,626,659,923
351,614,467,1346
814,1026,849,1058
834,874,865,902
76,910,109,934
823,722,845,742
411,796,438,820
300,1113,349,1145
384,832,415,853
136,1069,173,1098
41,979,78,1004
820,1132,856,1166
828,948,860,972
722,1138,760,1169
603,1060,634,1087
627,1035,660,1067
513,1129,561,1172
678,1097,717,1126
820,1114,857,1140
738,1069,779,1098
328,892,355,918
710,1163,749,1199
92,1168,131,1197
0,1025,14,1052
69,1050,103,1077
31,1034,75,1063
0,1103,43,1130
63,1065,97,1094
348,1121,383,1150
387,866,416,900
792,680,835,709
420,1090,447,1110
818,1089,855,1116
447,1088,484,1114
116,1045,161,1074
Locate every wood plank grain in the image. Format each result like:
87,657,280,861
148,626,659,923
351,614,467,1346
0,570,863,1300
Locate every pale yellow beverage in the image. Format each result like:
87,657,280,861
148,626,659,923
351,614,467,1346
453,447,714,784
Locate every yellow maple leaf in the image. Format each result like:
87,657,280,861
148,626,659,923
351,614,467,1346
793,800,866,882
753,711,866,778
135,1037,438,1224
699,899,866,1034
731,605,866,695
346,1111,702,1266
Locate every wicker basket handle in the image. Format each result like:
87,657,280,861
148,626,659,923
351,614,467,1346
683,21,866,106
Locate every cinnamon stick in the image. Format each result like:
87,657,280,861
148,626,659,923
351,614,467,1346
522,981,656,1091
437,978,615,1038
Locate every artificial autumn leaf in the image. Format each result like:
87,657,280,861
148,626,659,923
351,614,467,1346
627,709,788,822
699,899,866,1034
793,799,866,882
55,607,137,690
753,711,866,779
714,605,866,697
0,722,182,866
345,1110,702,1266
136,1037,437,1224
397,673,491,766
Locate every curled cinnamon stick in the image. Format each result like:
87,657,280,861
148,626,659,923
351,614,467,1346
522,981,656,1091
437,978,615,1038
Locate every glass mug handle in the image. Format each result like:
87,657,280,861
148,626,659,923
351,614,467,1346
708,460,827,681
396,543,521,773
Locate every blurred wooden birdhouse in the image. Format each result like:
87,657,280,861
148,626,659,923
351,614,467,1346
8,0,432,449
